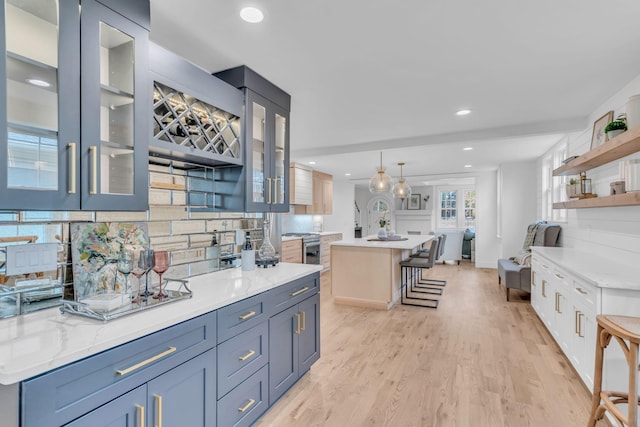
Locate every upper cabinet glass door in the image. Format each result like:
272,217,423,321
272,108,289,209
0,0,81,210
251,100,266,204
80,0,148,211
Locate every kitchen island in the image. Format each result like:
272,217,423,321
0,263,322,427
330,235,433,310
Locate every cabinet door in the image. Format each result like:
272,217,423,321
571,297,596,390
0,0,81,210
80,0,148,211
66,385,146,427
147,350,216,427
268,304,299,404
244,90,289,212
299,293,320,374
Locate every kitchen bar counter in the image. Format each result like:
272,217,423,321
0,263,322,385
331,235,433,309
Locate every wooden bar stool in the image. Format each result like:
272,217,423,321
588,315,640,427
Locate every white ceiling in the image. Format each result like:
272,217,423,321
150,0,640,187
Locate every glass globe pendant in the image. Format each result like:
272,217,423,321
369,152,393,193
392,162,412,199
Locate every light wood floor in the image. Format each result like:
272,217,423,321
255,261,606,427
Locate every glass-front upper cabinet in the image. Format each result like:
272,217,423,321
245,89,289,212
80,0,148,211
0,0,148,211
0,0,80,210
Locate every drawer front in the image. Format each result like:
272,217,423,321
217,322,269,398
574,280,598,310
22,311,216,427
269,273,319,316
217,364,269,427
218,291,269,343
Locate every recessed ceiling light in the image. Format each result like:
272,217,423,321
27,79,51,87
308,161,316,165
464,164,472,168
463,147,473,151
240,7,264,23
456,109,472,116
345,173,351,176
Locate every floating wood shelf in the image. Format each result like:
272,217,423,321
553,126,640,176
553,191,640,209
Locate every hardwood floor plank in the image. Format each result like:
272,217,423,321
254,261,607,426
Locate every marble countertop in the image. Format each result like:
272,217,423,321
331,234,432,250
281,235,302,242
0,263,322,385
532,247,640,290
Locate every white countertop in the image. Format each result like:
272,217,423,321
331,234,432,250
532,247,640,290
0,263,322,385
281,235,302,242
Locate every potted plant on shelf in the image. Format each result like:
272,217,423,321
605,114,628,140
566,178,581,199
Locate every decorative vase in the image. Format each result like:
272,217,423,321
606,129,625,140
377,227,387,239
626,94,640,130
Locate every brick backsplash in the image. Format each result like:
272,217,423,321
0,162,264,308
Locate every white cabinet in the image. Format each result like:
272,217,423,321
570,280,597,390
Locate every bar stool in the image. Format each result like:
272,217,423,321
588,315,640,427
399,238,440,309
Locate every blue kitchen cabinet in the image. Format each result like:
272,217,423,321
0,0,149,211
269,292,321,405
66,385,147,427
147,349,216,427
214,66,290,213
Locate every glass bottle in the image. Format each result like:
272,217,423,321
258,217,276,259
241,231,255,271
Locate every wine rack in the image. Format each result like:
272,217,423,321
152,81,242,162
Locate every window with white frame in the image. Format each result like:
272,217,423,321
437,186,476,229
541,141,567,222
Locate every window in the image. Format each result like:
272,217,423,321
541,141,567,222
437,187,476,229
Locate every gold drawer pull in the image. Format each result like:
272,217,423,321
290,286,310,297
155,394,163,427
239,350,256,361
238,398,256,413
554,273,564,279
116,347,177,376
136,404,145,426
239,311,256,320
576,287,588,295
578,313,584,337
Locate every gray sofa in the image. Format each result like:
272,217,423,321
498,222,561,301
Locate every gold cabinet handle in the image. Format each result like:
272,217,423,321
116,347,177,376
67,142,76,194
273,177,280,204
578,313,584,337
575,311,581,334
266,178,273,204
555,292,559,312
290,286,309,297
295,313,301,335
301,310,306,332
531,272,536,286
576,287,588,295
136,404,145,427
554,273,564,280
542,264,549,269
154,395,163,427
238,398,256,413
89,145,97,195
239,350,256,361
541,280,546,298
239,311,256,320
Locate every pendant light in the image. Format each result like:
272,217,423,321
368,152,393,193
392,162,412,199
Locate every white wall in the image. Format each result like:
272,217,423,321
475,171,500,268
540,73,640,265
323,180,355,239
499,161,538,258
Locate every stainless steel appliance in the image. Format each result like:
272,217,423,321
282,232,321,264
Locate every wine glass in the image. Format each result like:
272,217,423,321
152,251,170,299
143,249,154,298
116,250,133,302
131,250,151,304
